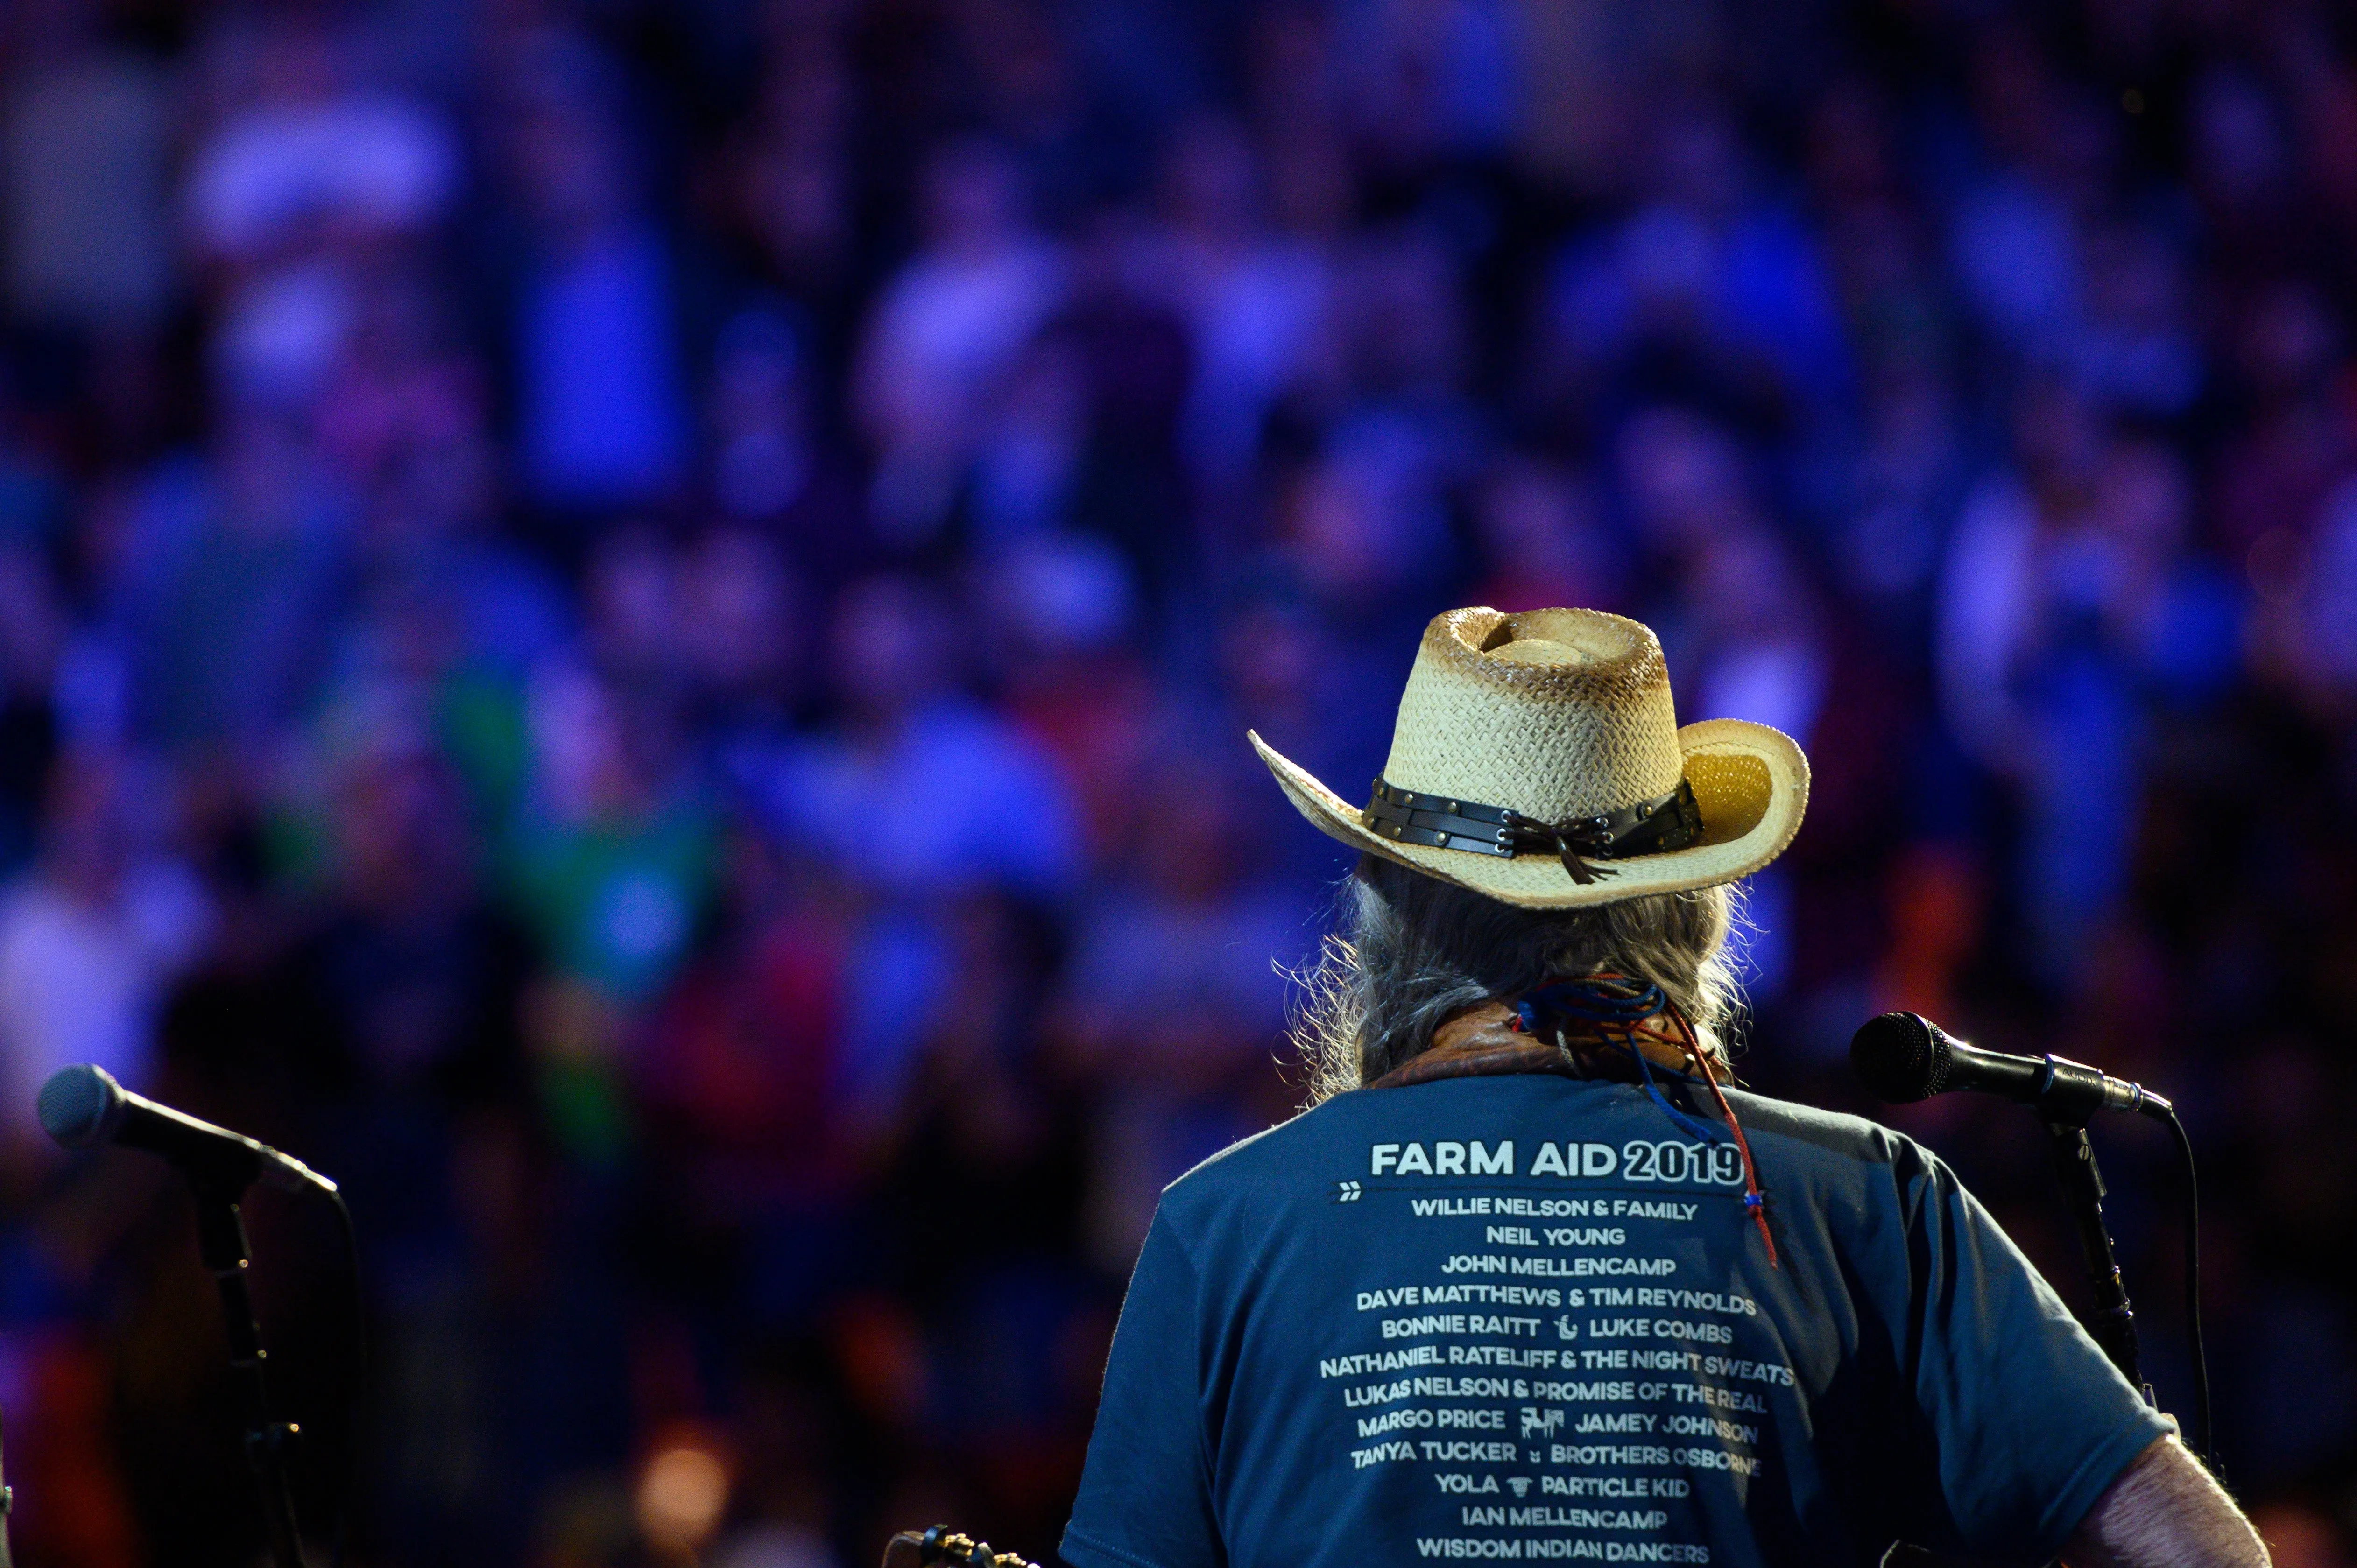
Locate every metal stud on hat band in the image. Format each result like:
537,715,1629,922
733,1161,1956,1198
1361,777,1703,883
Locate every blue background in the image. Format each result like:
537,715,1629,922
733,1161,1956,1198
0,0,2350,1564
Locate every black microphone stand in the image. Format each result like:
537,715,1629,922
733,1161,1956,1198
2000,1060,2150,1392
190,1169,307,1568
2044,1121,2142,1387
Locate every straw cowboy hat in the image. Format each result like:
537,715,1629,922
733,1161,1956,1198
1249,607,1809,909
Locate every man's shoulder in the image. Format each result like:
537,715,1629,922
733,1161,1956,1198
1714,1086,1951,1213
1164,1093,1360,1191
1718,1086,1913,1161
1149,1090,1399,1231
1160,1075,1564,1188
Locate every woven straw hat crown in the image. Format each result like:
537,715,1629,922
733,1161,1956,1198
1386,607,1681,822
1249,606,1809,908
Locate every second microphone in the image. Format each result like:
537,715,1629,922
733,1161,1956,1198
1850,1012,2171,1124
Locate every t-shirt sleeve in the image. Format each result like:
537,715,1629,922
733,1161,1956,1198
1062,1210,1224,1568
1895,1147,2174,1561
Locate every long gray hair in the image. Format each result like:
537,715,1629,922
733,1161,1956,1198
1291,854,1745,1104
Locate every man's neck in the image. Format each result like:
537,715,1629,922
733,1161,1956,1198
1367,1002,1701,1090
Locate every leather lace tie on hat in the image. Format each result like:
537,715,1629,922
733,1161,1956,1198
1362,779,1703,885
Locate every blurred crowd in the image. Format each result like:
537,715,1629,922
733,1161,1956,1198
0,0,2355,1564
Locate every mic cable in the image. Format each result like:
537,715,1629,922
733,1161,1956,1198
2156,1103,2211,1477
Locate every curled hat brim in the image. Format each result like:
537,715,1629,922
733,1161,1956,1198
1248,718,1810,909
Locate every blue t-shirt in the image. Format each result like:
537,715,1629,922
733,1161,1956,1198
1062,1073,2170,1568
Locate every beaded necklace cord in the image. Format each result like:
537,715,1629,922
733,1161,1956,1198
1512,973,1779,1269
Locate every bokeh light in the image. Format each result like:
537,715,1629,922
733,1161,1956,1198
0,0,2350,1564
638,1429,734,1560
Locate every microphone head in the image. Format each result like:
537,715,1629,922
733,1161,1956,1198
1849,1012,1954,1104
38,1064,126,1150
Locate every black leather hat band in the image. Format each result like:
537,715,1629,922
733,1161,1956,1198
1361,777,1704,885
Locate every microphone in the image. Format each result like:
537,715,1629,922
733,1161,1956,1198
1849,1012,2172,1123
37,1065,335,1195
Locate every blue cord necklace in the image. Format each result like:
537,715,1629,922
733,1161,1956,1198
1512,973,1779,1267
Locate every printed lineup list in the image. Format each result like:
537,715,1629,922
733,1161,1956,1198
1326,1139,1794,1563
